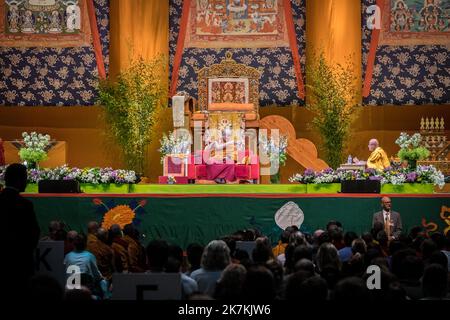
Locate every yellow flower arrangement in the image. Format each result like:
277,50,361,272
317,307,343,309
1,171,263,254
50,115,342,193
101,205,136,230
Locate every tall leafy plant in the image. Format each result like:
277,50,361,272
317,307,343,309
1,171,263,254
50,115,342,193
306,52,360,169
98,55,168,175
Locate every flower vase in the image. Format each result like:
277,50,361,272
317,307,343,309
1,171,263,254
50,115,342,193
27,161,38,169
270,172,281,184
408,159,417,171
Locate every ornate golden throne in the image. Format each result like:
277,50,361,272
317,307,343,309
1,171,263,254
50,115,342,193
187,52,261,129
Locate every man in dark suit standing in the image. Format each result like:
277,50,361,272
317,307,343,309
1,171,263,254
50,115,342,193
372,196,402,240
0,163,40,293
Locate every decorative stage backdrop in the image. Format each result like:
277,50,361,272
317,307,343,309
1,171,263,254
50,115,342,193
27,194,450,248
362,0,450,105
0,0,109,106
169,0,306,106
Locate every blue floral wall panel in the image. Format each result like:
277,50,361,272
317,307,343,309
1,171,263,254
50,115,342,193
0,0,109,106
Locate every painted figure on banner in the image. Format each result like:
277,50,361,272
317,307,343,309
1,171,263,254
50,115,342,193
388,0,449,35
3,0,85,39
21,10,35,33
48,10,61,33
8,4,20,32
419,0,445,31
66,3,81,32
391,0,414,31
187,0,290,48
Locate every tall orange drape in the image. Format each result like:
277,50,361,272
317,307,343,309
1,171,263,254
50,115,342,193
306,0,362,103
109,0,169,79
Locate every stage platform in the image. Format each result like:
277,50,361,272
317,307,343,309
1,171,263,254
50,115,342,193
129,184,307,194
25,186,450,248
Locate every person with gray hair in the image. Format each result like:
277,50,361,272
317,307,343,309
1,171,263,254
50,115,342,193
190,240,231,297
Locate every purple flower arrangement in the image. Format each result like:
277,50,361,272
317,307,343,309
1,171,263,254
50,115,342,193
290,165,445,188
0,165,137,185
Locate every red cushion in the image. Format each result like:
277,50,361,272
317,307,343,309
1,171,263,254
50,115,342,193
196,165,207,179
235,165,250,178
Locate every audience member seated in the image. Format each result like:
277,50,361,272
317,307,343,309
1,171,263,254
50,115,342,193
394,252,424,300
272,229,292,258
421,264,449,300
316,243,342,289
166,244,198,299
65,230,78,255
186,243,204,276
341,238,367,277
146,239,169,273
214,264,247,300
123,224,146,273
87,221,99,246
109,224,129,273
190,240,231,296
430,232,450,271
41,220,66,242
252,237,274,265
242,266,276,301
87,228,115,282
333,277,370,301
265,259,284,297
338,232,358,263
64,234,106,298
285,271,327,301
330,227,345,250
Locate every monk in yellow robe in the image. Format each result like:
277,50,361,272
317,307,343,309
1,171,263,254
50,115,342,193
355,139,390,171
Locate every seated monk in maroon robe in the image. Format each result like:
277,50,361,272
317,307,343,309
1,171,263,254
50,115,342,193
204,128,238,184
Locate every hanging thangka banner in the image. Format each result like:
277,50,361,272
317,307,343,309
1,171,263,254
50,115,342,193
185,0,290,48
362,0,449,105
0,0,92,47
379,0,449,46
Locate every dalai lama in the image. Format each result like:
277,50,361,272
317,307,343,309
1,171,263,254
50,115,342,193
204,127,238,184
354,138,390,171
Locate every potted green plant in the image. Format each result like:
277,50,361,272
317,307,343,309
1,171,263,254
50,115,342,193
306,52,360,169
395,132,430,170
98,55,168,176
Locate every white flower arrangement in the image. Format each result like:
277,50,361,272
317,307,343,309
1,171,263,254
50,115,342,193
259,134,288,166
416,165,445,189
395,132,422,149
159,131,192,162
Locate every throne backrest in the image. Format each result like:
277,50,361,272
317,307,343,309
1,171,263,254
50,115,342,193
197,52,261,113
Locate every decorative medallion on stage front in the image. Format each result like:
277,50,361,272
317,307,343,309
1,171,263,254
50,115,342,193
379,0,450,46
185,0,290,48
0,0,92,47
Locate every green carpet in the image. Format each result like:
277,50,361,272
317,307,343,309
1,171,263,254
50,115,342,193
129,184,307,194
